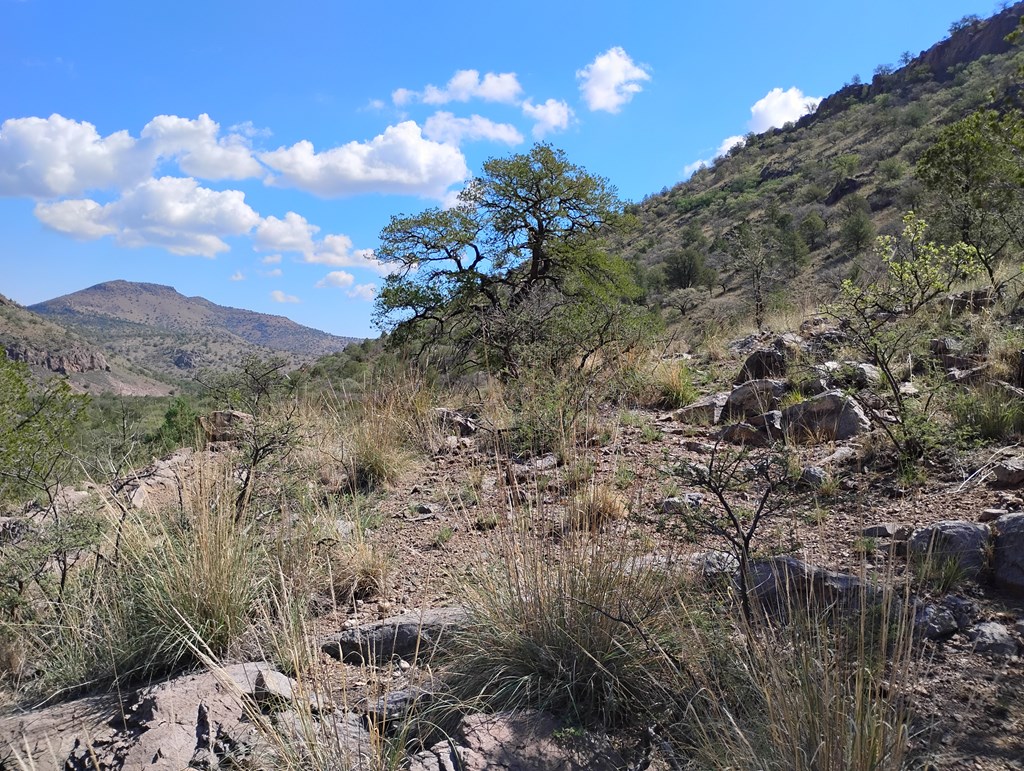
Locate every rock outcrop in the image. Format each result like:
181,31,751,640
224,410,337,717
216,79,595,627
5,343,110,374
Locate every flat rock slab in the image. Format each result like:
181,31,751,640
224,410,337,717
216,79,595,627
409,710,625,771
321,607,468,664
781,390,871,443
748,556,875,617
970,622,1020,656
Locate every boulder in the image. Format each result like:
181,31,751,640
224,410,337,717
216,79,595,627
734,348,787,385
992,513,1024,595
992,458,1024,487
915,603,959,639
673,391,729,425
717,422,770,447
781,390,871,443
0,662,288,770
434,407,479,437
909,521,991,579
969,622,1019,656
747,556,875,617
321,607,468,664
659,494,704,514
722,379,787,421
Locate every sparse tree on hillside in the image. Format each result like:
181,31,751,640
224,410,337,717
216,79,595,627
728,223,780,331
798,211,828,250
917,108,1024,285
839,195,876,254
374,144,649,378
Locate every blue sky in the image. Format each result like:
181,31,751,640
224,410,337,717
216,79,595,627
0,0,1003,338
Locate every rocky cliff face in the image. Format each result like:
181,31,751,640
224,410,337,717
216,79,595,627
807,2,1023,125
5,344,110,374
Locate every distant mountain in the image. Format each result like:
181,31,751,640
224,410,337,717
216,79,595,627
0,293,172,396
29,281,360,383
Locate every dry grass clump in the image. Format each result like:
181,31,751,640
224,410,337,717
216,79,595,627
447,522,684,729
568,482,629,532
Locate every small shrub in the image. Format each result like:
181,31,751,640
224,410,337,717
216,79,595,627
950,383,1024,442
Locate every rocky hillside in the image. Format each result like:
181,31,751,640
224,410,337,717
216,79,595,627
29,280,360,382
0,293,171,396
622,2,1024,334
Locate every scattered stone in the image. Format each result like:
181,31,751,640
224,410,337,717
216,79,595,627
409,710,625,771
659,494,704,514
969,622,1019,656
734,348,787,385
820,446,859,467
992,458,1024,487
992,513,1024,595
254,669,309,710
749,410,784,440
434,407,479,437
722,379,787,421
359,686,434,731
321,607,468,664
915,603,959,639
781,390,871,443
909,521,992,579
822,360,881,389
718,422,770,447
686,550,740,580
673,391,729,425
979,508,1008,523
274,709,372,767
863,523,900,538
948,288,997,314
799,465,828,489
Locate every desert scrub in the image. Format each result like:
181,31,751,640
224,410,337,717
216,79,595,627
447,522,688,729
949,382,1024,442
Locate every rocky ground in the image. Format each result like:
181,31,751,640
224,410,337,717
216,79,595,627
2,321,1024,769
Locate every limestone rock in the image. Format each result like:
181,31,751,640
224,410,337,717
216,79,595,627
723,379,787,421
734,348,787,385
909,521,992,579
747,556,875,617
673,391,729,425
992,513,1024,595
321,607,468,664
993,458,1024,487
781,390,871,443
969,622,1019,656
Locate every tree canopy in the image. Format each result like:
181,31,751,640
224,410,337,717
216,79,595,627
373,144,649,377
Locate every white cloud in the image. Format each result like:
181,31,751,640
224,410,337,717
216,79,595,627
260,267,283,277
308,235,386,273
230,271,245,281
681,135,745,179
261,254,282,264
254,211,319,254
423,112,523,146
347,283,376,301
260,121,469,199
576,47,651,113
521,99,574,138
270,290,300,303
34,176,260,257
141,113,262,180
748,87,821,132
316,270,355,288
0,114,150,197
396,70,523,106
227,120,272,139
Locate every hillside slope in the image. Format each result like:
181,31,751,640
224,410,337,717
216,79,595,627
0,293,172,396
621,2,1024,336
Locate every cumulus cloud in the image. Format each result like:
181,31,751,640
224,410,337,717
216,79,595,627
254,211,319,254
260,267,283,277
315,270,355,288
308,235,386,273
260,121,469,199
347,284,376,301
423,112,523,146
521,99,574,139
230,271,245,281
577,47,651,113
142,114,261,179
34,176,260,257
748,87,821,132
270,290,300,303
396,70,523,106
0,114,150,197
261,254,282,264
